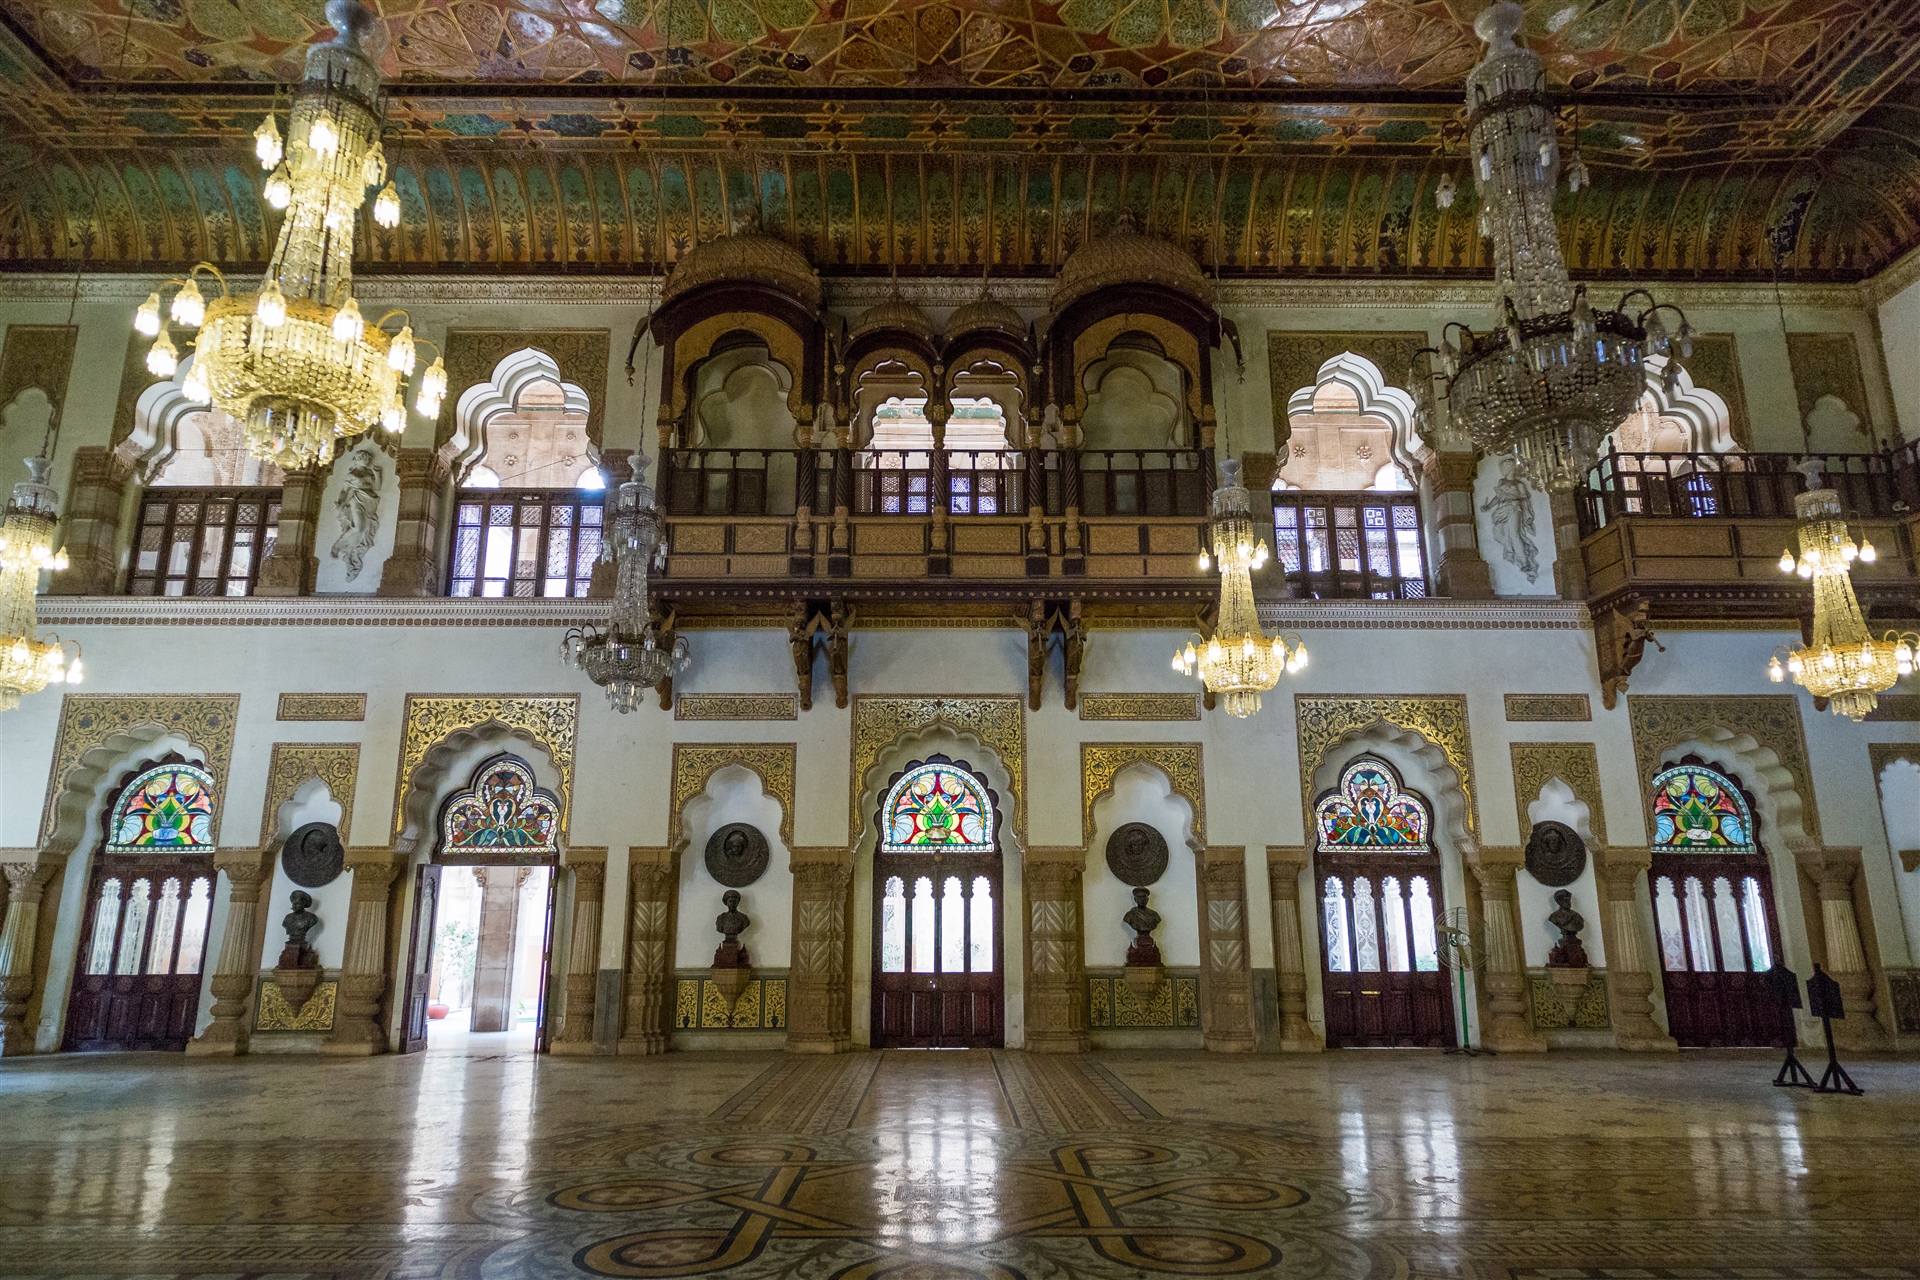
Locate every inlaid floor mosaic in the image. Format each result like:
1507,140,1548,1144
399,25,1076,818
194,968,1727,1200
1,1044,1918,1278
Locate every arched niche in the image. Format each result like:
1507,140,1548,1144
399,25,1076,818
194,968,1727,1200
259,777,349,971
1080,334,1188,451
947,352,1028,447
1084,763,1200,969
850,357,931,451
1518,778,1607,969
0,387,52,486
661,312,814,444
1279,352,1422,491
128,361,284,486
1874,752,1920,976
691,340,798,450
1606,356,1739,456
394,723,568,860
673,764,794,970
449,348,596,487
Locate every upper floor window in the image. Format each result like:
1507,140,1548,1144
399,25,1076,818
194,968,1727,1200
129,407,283,597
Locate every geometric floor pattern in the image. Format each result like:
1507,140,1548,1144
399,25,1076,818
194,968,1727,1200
1,1043,1918,1278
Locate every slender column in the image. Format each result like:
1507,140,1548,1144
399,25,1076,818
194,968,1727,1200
255,463,323,595
787,856,853,1054
321,851,401,1056
1263,847,1321,1052
551,857,607,1055
1199,847,1255,1052
1469,851,1548,1051
467,868,522,1033
1421,450,1494,599
619,852,675,1054
1596,856,1677,1050
377,447,450,597
50,446,134,595
1547,489,1587,599
186,851,273,1056
1805,850,1888,1051
1024,855,1089,1054
0,857,60,1056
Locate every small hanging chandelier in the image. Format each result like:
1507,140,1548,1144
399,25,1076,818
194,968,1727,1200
560,452,689,713
1172,458,1306,718
1768,482,1915,721
133,0,442,472
0,456,82,711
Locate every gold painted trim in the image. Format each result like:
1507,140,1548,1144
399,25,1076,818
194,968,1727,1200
1509,742,1607,848
276,693,367,721
38,694,242,846
850,696,1026,844
1626,694,1820,846
1079,693,1201,722
1080,742,1205,847
674,693,800,721
254,977,339,1032
258,743,361,849
390,695,580,839
669,743,798,852
1503,694,1591,723
1294,694,1478,840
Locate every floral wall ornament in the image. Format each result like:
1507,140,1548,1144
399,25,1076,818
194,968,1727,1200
879,758,995,853
1648,763,1756,853
326,441,386,582
436,754,561,858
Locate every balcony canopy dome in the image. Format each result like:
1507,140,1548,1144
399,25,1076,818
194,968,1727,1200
850,291,935,342
662,230,822,310
1051,224,1211,314
944,291,1027,342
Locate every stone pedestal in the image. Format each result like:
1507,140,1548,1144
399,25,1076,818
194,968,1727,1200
321,852,400,1056
787,857,852,1054
1199,848,1256,1053
468,867,523,1033
187,852,273,1057
1805,851,1888,1051
1596,859,1676,1050
619,856,674,1056
551,856,607,1056
1024,856,1089,1054
1265,848,1322,1052
0,857,61,1056
255,464,322,595
1547,965,1590,1011
272,964,322,1012
1469,854,1548,1052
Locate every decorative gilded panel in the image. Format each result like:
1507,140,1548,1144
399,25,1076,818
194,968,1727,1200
0,324,76,418
672,974,789,1030
38,694,241,844
675,694,800,722
1863,695,1920,723
1078,693,1201,722
258,743,360,848
253,977,339,1032
1504,694,1591,723
1267,330,1428,446
1085,973,1201,1029
1509,742,1606,847
1676,334,1749,450
1080,743,1204,846
1294,695,1477,837
276,693,367,722
391,695,578,838
439,329,611,447
1785,332,1876,445
850,696,1025,842
670,743,797,850
1527,972,1611,1031
1626,695,1818,845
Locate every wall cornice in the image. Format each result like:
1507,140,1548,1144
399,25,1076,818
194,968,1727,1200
1257,598,1592,630
1866,243,1920,307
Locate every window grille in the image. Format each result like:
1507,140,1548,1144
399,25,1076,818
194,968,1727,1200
1272,492,1427,599
448,490,604,597
127,488,281,596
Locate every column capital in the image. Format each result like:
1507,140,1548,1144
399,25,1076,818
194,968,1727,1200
792,861,852,893
570,860,608,896
1264,846,1308,897
214,848,275,895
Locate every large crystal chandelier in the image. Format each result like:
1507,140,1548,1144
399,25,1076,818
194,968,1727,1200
561,454,689,713
133,0,445,472
1768,482,1916,721
1172,459,1306,718
1424,2,1693,493
1,456,82,711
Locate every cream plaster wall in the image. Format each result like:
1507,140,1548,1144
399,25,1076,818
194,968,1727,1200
1876,267,1920,443
1878,758,1920,974
673,765,794,970
1084,764,1201,968
1518,779,1607,969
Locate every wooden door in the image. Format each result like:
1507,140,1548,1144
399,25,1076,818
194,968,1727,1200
1315,852,1455,1047
399,863,442,1054
533,866,556,1053
64,855,216,1051
871,852,1004,1047
1651,854,1792,1047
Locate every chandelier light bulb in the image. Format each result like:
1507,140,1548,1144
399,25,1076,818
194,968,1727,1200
363,146,386,188
374,181,401,229
9,641,26,664
66,657,82,683
264,163,292,210
1434,172,1456,208
146,331,179,377
1769,659,1785,682
1821,649,1837,671
1197,550,1211,571
255,280,287,328
181,360,211,405
309,117,339,155
420,356,448,403
1841,541,1857,563
1859,539,1877,564
1778,549,1795,574
381,394,405,433
49,548,68,572
1896,641,1914,666
331,296,364,344
254,114,282,169
1797,559,1814,579
170,278,205,327
387,325,416,374
1171,654,1185,673
134,292,162,336
1294,643,1308,668
1788,654,1804,675
1207,638,1223,663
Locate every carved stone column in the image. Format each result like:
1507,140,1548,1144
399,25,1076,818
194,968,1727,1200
1468,851,1548,1052
1547,489,1587,600
787,856,853,1054
0,856,60,1056
378,447,450,597
1199,847,1256,1052
1596,857,1677,1051
468,867,523,1033
551,854,607,1056
321,850,401,1056
186,850,273,1056
1263,847,1321,1052
255,463,323,595
1421,450,1494,599
1803,850,1888,1050
1024,853,1088,1053
619,852,675,1055
51,446,134,595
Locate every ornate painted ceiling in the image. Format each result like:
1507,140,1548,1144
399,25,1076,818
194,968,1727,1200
0,0,1917,279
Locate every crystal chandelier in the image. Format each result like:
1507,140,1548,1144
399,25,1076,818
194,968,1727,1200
1172,459,1306,718
1423,2,1693,493
1,456,82,711
133,0,446,472
561,453,689,713
1768,483,1916,721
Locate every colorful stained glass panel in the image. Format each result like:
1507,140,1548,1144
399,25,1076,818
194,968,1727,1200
438,756,562,855
880,762,994,853
1649,764,1755,852
1315,760,1431,852
106,763,218,852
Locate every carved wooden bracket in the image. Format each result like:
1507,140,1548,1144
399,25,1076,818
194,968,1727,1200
1594,599,1663,711
1026,599,1086,711
788,600,852,711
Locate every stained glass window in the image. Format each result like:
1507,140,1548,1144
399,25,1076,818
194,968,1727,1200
1649,764,1756,852
437,756,562,855
105,763,218,852
1315,760,1431,852
880,762,994,853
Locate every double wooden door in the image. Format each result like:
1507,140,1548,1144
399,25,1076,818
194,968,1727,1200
1651,852,1792,1047
65,854,216,1051
871,849,1003,1047
1315,851,1455,1047
399,862,557,1053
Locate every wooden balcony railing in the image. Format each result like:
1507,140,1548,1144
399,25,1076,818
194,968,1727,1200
1577,448,1915,536
1078,450,1210,518
1272,491,1429,600
853,449,1025,516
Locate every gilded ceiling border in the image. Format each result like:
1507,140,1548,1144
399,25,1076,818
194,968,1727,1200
390,695,579,840
258,743,361,849
1294,695,1477,839
37,693,242,846
1625,694,1819,846
849,696,1026,844
668,743,798,853
1080,743,1205,849
1508,742,1607,848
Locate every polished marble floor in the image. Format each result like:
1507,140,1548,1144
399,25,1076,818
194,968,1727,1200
1,1041,1917,1278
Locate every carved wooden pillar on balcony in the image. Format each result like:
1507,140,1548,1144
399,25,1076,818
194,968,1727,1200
787,852,852,1054
1798,845,1888,1051
1420,450,1494,599
255,463,322,595
1025,850,1089,1053
927,397,951,575
186,849,273,1056
51,446,135,595
1197,410,1218,494
829,442,852,578
0,853,60,1056
375,448,451,597
551,851,607,1056
792,445,819,576
1199,846,1255,1052
618,850,674,1055
1061,424,1084,575
1595,856,1677,1050
1263,846,1322,1051
1467,849,1548,1051
322,849,402,1056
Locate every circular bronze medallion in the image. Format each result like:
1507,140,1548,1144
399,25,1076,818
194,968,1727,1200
1106,822,1170,887
705,823,770,888
281,821,345,888
1525,819,1587,888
